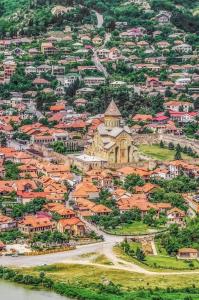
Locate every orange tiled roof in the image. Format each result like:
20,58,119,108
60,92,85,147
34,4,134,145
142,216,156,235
50,105,65,111
17,191,48,198
132,114,152,122
0,215,13,223
58,217,84,227
117,166,151,177
135,183,157,193
48,204,75,216
73,181,98,197
167,207,185,216
20,215,53,228
90,204,112,213
165,100,193,106
76,198,96,209
178,248,198,254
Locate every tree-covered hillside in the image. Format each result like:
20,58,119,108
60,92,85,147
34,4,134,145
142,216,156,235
0,0,199,38
0,0,28,16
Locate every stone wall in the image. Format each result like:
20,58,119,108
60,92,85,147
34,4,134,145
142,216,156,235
161,134,199,154
132,133,160,145
26,143,71,166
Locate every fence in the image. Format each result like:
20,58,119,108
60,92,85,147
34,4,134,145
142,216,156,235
24,246,76,256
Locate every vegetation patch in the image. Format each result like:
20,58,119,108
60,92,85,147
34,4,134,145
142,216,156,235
19,263,199,289
115,244,199,271
138,144,189,161
108,221,159,235
92,254,113,265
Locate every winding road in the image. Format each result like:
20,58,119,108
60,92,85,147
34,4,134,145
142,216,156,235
1,211,197,275
91,10,110,78
93,10,104,28
1,240,199,276
1,220,199,276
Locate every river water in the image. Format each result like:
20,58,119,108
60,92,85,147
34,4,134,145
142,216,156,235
0,280,70,300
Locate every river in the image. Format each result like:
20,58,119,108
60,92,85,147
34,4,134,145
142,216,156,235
0,280,70,300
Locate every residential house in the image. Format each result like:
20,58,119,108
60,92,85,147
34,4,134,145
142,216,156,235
172,44,192,53
169,111,197,123
0,215,16,232
37,64,52,74
156,11,171,24
90,204,112,216
41,42,57,55
117,166,151,181
167,207,185,226
97,49,110,59
18,215,54,235
109,48,121,60
178,248,198,260
63,73,80,88
132,114,153,122
45,203,76,219
33,78,50,87
84,77,106,86
71,180,99,201
164,101,194,112
57,217,86,236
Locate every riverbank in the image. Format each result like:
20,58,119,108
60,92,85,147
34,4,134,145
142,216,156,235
1,265,199,300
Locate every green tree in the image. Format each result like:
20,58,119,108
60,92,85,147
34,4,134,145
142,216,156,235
168,142,174,150
136,247,145,261
124,174,144,192
174,149,182,160
151,94,164,113
51,141,67,154
160,140,164,148
0,132,7,147
5,161,20,180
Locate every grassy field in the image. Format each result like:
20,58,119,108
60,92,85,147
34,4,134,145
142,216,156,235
139,144,189,161
145,255,199,270
92,254,113,265
115,246,199,271
21,263,199,290
109,221,160,235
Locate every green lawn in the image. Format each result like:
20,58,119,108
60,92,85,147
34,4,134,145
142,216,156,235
138,144,189,161
23,262,199,290
115,245,199,271
109,221,160,235
145,255,199,270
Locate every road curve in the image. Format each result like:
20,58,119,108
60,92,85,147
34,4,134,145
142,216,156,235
1,241,199,276
93,10,104,28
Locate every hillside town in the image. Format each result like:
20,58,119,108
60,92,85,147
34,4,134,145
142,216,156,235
0,0,199,299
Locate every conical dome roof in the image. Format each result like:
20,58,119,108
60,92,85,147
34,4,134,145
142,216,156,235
104,100,121,117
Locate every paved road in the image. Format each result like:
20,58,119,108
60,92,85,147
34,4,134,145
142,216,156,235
0,242,107,267
2,240,199,276
91,10,110,78
92,52,109,78
93,10,104,28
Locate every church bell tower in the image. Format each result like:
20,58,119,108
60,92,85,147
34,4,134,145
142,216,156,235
104,100,122,128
